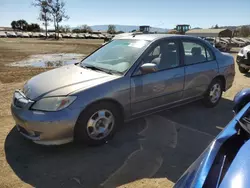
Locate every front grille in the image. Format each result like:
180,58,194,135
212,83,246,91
17,125,30,135
17,125,40,137
236,55,244,63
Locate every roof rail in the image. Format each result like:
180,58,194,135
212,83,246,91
132,31,158,37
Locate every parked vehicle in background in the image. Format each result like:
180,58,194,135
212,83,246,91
22,32,30,38
70,33,78,38
5,31,17,38
232,38,245,47
203,37,232,52
174,88,250,188
237,45,250,73
11,34,235,146
215,40,230,52
31,32,40,38
77,33,85,39
235,37,250,46
203,37,215,46
39,33,46,38
90,34,100,39
15,32,30,38
0,31,7,37
27,32,33,37
15,32,23,38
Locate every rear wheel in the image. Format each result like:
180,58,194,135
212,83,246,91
238,66,249,73
203,79,223,108
74,102,123,146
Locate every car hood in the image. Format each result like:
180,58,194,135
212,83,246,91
23,64,119,100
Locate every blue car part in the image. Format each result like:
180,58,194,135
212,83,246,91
174,101,250,188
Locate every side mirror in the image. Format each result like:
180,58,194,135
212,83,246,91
139,63,158,74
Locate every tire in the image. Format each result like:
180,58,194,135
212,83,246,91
202,79,223,108
74,101,123,146
238,66,249,73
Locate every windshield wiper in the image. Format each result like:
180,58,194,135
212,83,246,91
81,65,122,75
82,65,112,74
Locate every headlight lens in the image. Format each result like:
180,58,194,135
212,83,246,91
31,96,77,111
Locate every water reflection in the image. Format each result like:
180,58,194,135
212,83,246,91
10,53,85,68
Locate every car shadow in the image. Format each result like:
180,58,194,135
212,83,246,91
5,98,234,188
229,48,240,54
244,72,250,78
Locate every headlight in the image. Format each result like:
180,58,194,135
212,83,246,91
31,96,77,111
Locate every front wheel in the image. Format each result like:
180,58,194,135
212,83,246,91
238,66,249,73
203,79,223,108
74,102,123,146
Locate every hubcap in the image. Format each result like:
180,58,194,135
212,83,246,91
209,83,221,103
86,110,114,140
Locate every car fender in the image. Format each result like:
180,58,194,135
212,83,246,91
219,139,250,188
233,88,250,113
174,102,250,188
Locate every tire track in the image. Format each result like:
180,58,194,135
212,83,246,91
101,115,178,188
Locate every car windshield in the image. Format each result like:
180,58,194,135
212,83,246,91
80,39,149,74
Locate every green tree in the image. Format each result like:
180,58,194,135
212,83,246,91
11,21,17,30
11,20,29,31
107,25,116,34
214,24,219,29
27,23,41,32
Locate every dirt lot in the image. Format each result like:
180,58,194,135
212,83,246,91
0,38,250,188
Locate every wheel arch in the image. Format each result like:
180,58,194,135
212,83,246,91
213,75,226,91
78,98,125,121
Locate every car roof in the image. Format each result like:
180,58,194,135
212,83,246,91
112,33,201,41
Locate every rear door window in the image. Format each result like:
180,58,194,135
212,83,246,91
182,42,207,65
182,41,215,65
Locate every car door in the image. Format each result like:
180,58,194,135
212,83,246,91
181,39,218,99
130,39,185,115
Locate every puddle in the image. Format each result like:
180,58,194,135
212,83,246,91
10,53,86,68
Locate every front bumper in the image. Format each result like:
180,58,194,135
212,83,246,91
11,91,82,145
237,54,250,69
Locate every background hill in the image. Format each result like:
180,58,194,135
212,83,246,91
90,24,169,32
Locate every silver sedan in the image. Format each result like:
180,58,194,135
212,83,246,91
11,34,235,145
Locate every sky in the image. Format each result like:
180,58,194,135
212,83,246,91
0,0,249,29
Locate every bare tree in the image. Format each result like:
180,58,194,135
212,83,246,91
107,25,116,34
47,0,69,39
80,24,92,33
59,25,71,33
33,0,52,38
239,26,250,37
